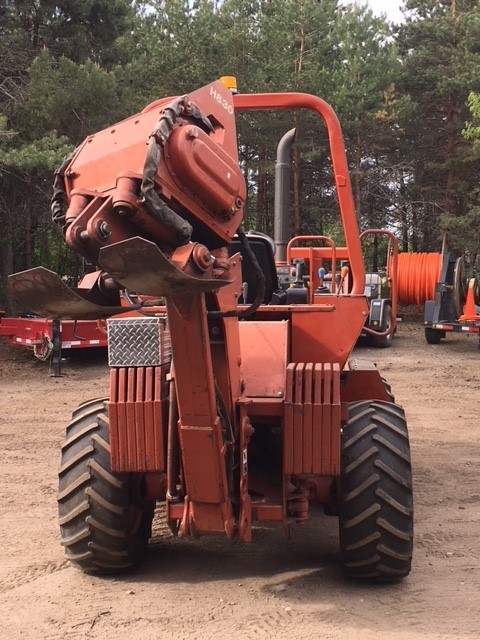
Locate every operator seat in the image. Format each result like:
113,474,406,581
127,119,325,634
228,231,279,304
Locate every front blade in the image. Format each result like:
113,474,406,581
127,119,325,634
8,267,127,319
99,237,228,297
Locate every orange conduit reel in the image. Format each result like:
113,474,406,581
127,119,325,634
395,253,443,306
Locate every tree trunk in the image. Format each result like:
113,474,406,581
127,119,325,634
399,174,409,252
24,207,33,269
0,213,15,314
445,98,458,219
354,129,362,222
411,206,418,253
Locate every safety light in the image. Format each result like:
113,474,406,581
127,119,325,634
220,76,238,93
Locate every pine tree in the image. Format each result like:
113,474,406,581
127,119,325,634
397,0,480,252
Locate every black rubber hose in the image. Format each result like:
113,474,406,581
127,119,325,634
141,96,215,247
50,149,78,230
166,379,181,501
208,228,266,319
142,133,193,245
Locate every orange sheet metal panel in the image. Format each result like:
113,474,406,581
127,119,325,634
293,363,305,475
66,81,244,245
312,365,323,474
69,82,240,193
126,367,137,467
188,502,230,535
284,362,341,477
154,367,164,469
341,360,393,404
179,418,225,504
330,364,341,475
303,363,314,474
109,366,165,472
134,367,146,468
284,363,295,473
321,364,332,474
116,367,129,469
239,321,289,398
109,369,120,467
291,297,368,369
143,367,155,469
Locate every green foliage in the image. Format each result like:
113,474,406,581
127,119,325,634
1,0,480,311
463,92,480,148
453,90,480,257
440,207,480,257
397,0,480,251
0,114,16,141
0,0,135,310
14,51,126,143
0,130,72,171
0,0,134,65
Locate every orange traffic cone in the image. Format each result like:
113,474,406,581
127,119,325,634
459,278,480,322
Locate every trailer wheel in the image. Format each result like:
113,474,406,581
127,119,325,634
58,398,154,574
371,304,393,348
425,327,443,344
339,400,413,581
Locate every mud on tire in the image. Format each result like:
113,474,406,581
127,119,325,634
58,398,154,574
339,400,413,581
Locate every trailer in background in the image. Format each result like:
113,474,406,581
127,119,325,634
423,253,480,345
0,313,107,374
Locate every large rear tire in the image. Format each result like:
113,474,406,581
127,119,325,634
58,398,154,574
339,400,413,581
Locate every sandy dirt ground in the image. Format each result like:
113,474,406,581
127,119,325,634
0,321,479,640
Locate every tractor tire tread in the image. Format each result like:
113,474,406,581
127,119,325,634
58,398,154,575
340,400,413,582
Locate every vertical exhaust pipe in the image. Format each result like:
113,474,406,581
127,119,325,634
274,128,296,263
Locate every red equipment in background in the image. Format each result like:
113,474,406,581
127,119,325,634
0,314,107,359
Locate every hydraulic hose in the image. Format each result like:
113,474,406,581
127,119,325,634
166,378,180,502
208,228,266,319
50,147,80,230
141,96,215,246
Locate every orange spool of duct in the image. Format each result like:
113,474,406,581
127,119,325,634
395,253,442,305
